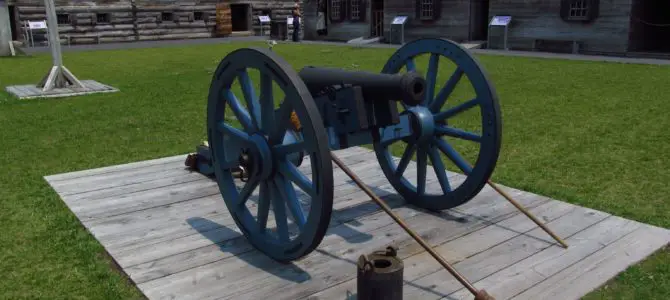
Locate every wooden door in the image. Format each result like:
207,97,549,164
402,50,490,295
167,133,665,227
216,2,232,36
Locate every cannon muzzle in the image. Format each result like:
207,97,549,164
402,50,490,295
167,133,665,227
298,66,425,106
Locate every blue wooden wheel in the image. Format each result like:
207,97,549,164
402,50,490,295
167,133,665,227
373,38,502,211
207,47,334,262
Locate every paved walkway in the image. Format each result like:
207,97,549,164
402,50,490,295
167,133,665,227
20,36,670,66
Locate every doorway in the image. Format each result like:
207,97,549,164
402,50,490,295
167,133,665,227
371,0,383,37
628,0,670,52
469,0,490,41
9,5,17,40
230,4,251,32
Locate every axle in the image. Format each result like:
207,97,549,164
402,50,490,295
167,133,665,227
298,66,426,106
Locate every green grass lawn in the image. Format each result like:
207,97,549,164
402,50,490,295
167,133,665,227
1,42,668,299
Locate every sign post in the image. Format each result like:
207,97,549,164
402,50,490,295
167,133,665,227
389,16,408,45
258,15,270,36
0,0,12,56
37,0,84,91
487,16,512,50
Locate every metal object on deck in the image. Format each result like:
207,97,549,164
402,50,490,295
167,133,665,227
357,246,404,300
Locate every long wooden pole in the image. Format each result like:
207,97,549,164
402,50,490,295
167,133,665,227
331,152,495,300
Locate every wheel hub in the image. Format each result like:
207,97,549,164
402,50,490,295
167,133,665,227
408,106,435,143
245,134,274,181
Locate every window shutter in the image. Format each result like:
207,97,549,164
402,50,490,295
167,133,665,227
360,0,367,22
340,0,347,21
559,0,570,21
91,15,97,25
433,0,441,20
587,0,600,21
415,0,421,20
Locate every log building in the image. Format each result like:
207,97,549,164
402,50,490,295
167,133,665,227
302,0,670,56
4,0,669,56
4,0,302,45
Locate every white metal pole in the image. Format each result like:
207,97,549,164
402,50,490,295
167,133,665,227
0,0,12,56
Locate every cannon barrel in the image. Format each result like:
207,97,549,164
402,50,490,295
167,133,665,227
298,66,425,106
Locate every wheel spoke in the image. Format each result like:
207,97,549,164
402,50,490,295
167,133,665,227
416,146,428,195
223,89,256,132
217,122,251,144
274,175,306,229
270,181,291,242
434,138,473,174
257,181,271,233
405,58,417,72
274,141,306,158
430,68,464,112
436,126,482,142
237,177,260,207
269,98,293,144
238,69,262,129
260,72,275,133
395,144,416,178
434,98,480,121
380,134,405,148
427,145,451,194
424,53,440,106
278,160,317,198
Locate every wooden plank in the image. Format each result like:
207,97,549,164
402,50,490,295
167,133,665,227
59,147,372,204
112,161,434,271
445,216,644,300
401,205,611,300
100,157,412,260
45,155,186,182
302,199,576,300
510,222,670,300
135,183,547,300
53,162,194,196
85,158,398,251
42,146,670,300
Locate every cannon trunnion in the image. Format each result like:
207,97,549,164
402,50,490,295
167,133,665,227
203,38,502,262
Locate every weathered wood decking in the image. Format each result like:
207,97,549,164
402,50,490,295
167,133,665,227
44,147,670,300
5,80,119,99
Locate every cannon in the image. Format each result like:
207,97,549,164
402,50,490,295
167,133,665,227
198,38,502,262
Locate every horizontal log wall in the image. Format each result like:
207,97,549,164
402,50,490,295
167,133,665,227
384,0,471,42
302,0,474,43
489,0,633,54
14,0,302,44
303,0,370,41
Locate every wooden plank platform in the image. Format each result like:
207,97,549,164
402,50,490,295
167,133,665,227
44,147,670,300
5,80,119,99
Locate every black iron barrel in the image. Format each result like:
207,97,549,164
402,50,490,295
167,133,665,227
298,66,425,106
357,246,404,300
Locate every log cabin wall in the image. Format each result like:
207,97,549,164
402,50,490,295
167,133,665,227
13,0,302,44
302,0,474,43
384,0,472,43
303,0,371,41
489,0,633,54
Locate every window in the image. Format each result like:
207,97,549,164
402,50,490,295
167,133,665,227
560,0,599,22
161,12,173,22
568,0,589,20
415,0,441,21
330,0,342,21
419,0,434,20
350,0,361,20
194,12,204,21
56,14,69,25
96,13,111,24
